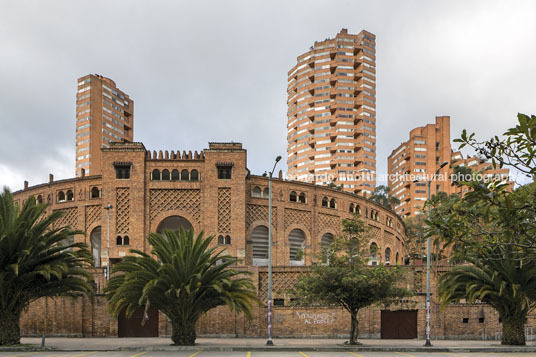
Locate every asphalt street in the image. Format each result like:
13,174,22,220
3,352,536,357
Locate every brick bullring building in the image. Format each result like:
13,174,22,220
13,142,526,340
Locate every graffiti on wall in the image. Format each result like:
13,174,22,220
296,312,337,325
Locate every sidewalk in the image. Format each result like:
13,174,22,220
0,337,534,353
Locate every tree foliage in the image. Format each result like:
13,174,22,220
0,188,93,345
369,185,400,210
429,116,536,345
439,243,536,345
403,215,427,260
456,113,536,180
294,216,411,345
104,228,258,345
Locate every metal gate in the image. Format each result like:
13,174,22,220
118,306,159,337
380,310,418,339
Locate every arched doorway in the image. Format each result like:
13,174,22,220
156,215,193,236
90,227,102,267
251,225,269,266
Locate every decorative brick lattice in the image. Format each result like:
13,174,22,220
149,189,201,223
116,188,130,234
383,230,395,246
218,188,232,233
284,208,311,230
246,204,277,229
258,271,303,302
369,225,381,240
85,205,101,230
53,207,79,230
317,213,341,233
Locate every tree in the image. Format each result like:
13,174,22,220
428,181,536,345
428,116,536,345
369,185,400,210
451,165,473,187
0,188,93,345
104,228,258,345
439,243,536,345
403,215,427,260
294,216,410,345
327,180,343,191
456,113,536,180
428,181,536,256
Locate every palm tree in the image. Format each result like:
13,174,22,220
104,228,258,345
439,244,536,345
0,188,94,345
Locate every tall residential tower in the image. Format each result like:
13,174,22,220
387,116,511,218
286,29,377,196
387,116,451,218
75,74,133,176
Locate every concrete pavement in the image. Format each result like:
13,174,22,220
0,337,535,353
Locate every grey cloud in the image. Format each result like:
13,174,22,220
1,0,535,191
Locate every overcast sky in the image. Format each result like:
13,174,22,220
1,0,535,191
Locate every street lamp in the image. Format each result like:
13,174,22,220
267,155,282,346
417,160,448,347
103,204,112,280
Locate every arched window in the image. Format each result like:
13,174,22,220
162,169,170,180
329,198,336,209
57,191,65,202
181,169,189,181
322,197,328,207
251,226,269,266
123,236,130,245
90,227,101,267
321,233,334,248
225,235,231,245
66,190,74,201
289,191,297,202
151,169,160,181
156,215,194,236
299,192,306,204
263,188,270,198
171,169,180,181
289,229,306,266
252,187,262,198
91,187,100,198
61,235,75,251
190,169,199,181
36,195,43,204
356,205,361,215
349,203,354,213
218,235,224,244
116,235,123,245
370,242,378,259
321,232,334,264
385,248,391,263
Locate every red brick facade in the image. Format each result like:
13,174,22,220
14,141,531,339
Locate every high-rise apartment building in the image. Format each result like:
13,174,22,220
388,116,511,218
286,29,377,196
75,74,133,176
387,116,451,218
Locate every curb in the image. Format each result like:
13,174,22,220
3,346,536,353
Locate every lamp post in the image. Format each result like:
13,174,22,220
418,161,448,347
103,204,112,280
267,155,282,346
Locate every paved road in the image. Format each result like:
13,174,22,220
3,352,536,357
